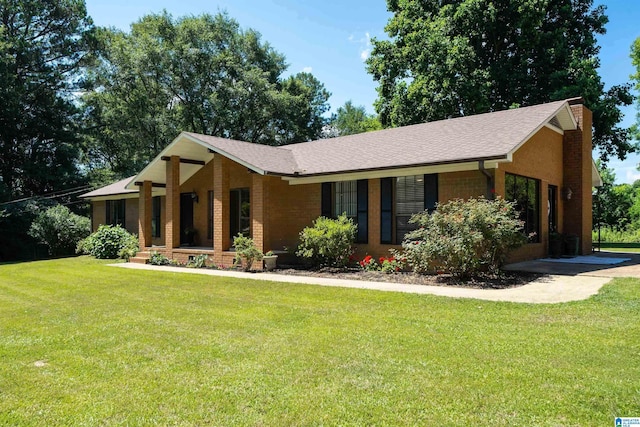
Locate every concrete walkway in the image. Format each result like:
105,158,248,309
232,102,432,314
111,262,611,304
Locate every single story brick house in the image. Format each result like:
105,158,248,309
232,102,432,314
81,98,602,267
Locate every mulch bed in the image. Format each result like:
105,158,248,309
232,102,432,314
267,266,545,290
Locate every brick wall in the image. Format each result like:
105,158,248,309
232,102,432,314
264,177,321,252
91,201,106,232
499,125,565,262
563,103,593,255
124,199,138,234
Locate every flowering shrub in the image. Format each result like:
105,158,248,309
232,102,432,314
379,256,403,274
359,255,378,271
296,214,356,268
359,255,403,273
400,197,527,278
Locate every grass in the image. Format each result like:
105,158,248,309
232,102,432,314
1,257,639,426
597,244,640,253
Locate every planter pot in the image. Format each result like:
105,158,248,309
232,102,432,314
263,255,278,271
549,236,563,259
563,234,580,258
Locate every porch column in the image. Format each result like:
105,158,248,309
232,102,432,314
563,102,593,255
213,155,230,266
138,180,152,249
165,155,181,253
251,173,266,263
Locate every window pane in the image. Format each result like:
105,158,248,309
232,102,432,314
334,181,357,217
505,173,539,243
395,175,425,243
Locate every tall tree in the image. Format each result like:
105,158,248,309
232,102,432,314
330,101,382,136
0,0,95,201
83,12,331,177
367,0,634,162
631,36,640,142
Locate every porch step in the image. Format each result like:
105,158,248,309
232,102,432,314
129,250,151,264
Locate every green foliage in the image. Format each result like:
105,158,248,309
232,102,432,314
28,205,90,257
593,161,640,231
358,255,403,274
83,12,331,176
296,214,356,268
399,198,527,278
328,101,382,137
77,225,138,260
367,0,634,163
233,234,263,271
592,227,640,243
188,254,210,268
0,0,94,200
149,251,170,266
0,198,55,260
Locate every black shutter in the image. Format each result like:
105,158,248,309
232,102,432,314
424,174,438,212
380,178,393,244
321,182,333,217
106,200,111,225
356,179,368,243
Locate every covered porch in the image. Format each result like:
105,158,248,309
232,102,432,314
129,133,272,269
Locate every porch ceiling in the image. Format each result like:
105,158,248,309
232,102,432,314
125,135,214,189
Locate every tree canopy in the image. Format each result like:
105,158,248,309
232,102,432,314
0,0,95,201
329,101,382,137
367,0,634,162
83,12,331,177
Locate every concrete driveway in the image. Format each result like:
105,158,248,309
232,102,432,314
504,251,640,278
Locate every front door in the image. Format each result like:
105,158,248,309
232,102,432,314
180,193,194,245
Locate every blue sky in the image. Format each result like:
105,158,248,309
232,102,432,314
84,0,640,183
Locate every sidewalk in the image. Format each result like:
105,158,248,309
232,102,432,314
111,263,611,304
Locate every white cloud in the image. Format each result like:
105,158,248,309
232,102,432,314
625,168,640,183
349,32,372,62
302,66,313,73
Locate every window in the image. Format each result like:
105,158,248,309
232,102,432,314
321,180,368,243
151,197,161,238
207,190,214,240
380,174,438,244
395,175,425,244
334,181,357,218
230,188,250,238
505,173,540,242
106,199,126,227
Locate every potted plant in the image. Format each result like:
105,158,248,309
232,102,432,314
183,227,198,246
232,234,263,272
263,250,278,271
549,232,563,258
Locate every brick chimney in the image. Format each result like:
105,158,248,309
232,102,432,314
562,99,593,255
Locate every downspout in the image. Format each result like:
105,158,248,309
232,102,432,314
479,161,495,200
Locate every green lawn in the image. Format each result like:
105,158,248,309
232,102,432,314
1,257,639,426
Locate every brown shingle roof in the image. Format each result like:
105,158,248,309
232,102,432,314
282,99,570,175
182,133,299,175
83,99,577,197
185,99,571,176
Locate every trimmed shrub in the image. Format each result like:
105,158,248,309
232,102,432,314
77,225,139,259
398,197,527,278
28,205,91,256
296,214,356,268
233,234,263,271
